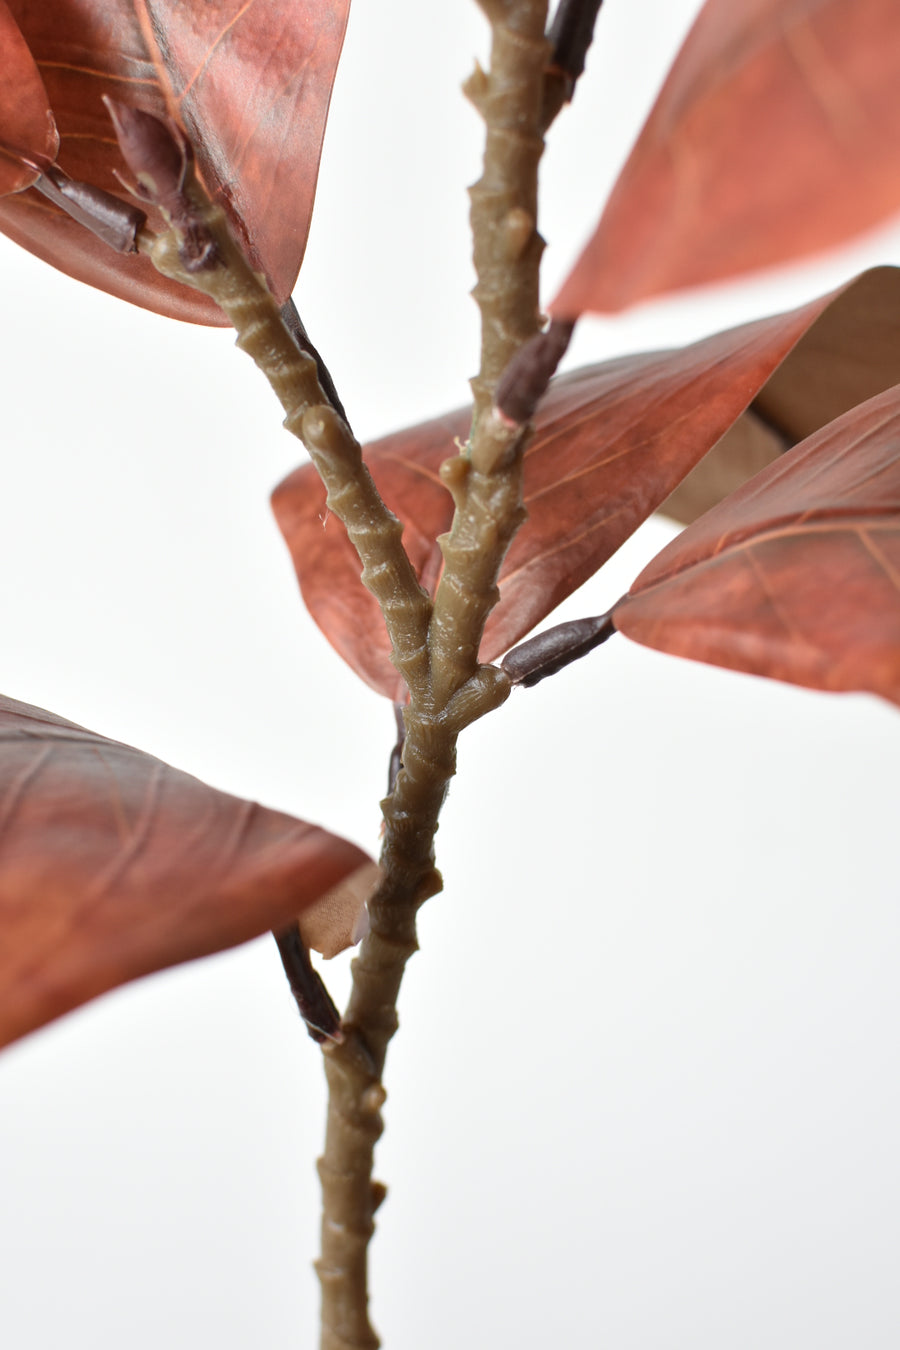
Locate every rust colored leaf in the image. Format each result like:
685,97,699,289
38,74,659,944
0,0,57,194
662,266,900,523
0,695,372,1051
273,271,900,700
613,386,900,705
553,0,900,317
0,0,349,322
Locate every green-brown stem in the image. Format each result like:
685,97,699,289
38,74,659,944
430,2,549,706
147,213,432,703
138,29,550,1331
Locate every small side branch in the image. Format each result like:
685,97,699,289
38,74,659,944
273,924,342,1044
106,101,432,705
280,297,351,430
542,0,605,129
494,317,574,425
501,610,616,687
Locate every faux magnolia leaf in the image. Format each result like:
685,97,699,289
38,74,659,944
613,385,900,705
0,695,372,1050
553,0,900,317
0,0,349,322
273,272,899,700
0,0,56,195
662,266,900,524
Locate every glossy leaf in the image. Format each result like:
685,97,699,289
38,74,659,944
553,0,900,317
0,695,373,1050
0,0,349,322
613,385,900,705
273,271,900,700
0,0,56,195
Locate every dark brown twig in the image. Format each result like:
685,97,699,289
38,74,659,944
501,609,617,687
280,298,351,431
548,0,604,85
31,165,146,254
494,318,574,425
542,0,605,128
273,924,343,1044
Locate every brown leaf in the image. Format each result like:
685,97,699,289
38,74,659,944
662,266,900,523
0,0,57,194
0,695,372,1050
613,385,900,705
0,0,349,322
552,0,900,317
273,273,900,700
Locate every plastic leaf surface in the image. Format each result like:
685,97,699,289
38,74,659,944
0,0,57,194
662,267,900,523
553,0,900,317
273,273,900,700
613,385,900,705
0,0,350,322
0,695,372,1050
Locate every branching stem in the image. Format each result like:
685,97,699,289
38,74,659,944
146,204,433,704
131,11,552,1331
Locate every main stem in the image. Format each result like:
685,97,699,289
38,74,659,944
137,5,551,1339
317,5,550,1348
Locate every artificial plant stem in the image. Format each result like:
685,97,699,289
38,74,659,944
316,661,509,1350
126,81,543,1346
316,8,551,1339
147,225,432,701
541,0,605,129
429,0,549,707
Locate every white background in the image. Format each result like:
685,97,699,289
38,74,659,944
1,2,900,1347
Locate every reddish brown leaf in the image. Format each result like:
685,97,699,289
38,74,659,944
273,271,900,700
662,266,900,523
613,386,900,705
0,0,349,322
0,0,57,195
553,0,900,317
0,695,373,1050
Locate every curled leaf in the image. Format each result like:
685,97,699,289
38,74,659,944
0,695,372,1050
613,385,900,705
663,266,900,523
553,0,900,317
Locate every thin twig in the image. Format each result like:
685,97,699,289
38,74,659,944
501,609,616,686
273,924,343,1044
494,317,574,424
541,0,605,129
280,297,351,430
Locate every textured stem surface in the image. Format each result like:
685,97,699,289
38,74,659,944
316,4,550,1343
148,204,432,702
430,1,549,706
136,51,549,1340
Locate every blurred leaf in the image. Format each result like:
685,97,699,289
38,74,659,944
0,695,371,1050
0,0,349,321
613,385,900,705
553,0,900,317
0,0,56,195
274,273,899,699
